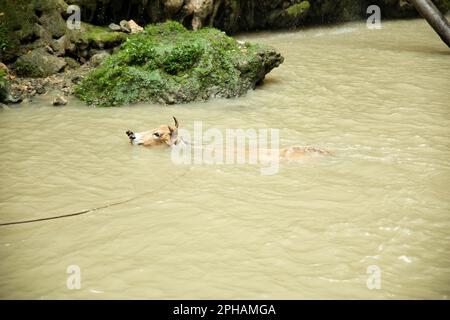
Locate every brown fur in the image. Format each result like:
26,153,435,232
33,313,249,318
126,117,330,160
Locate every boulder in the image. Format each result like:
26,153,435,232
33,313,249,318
74,21,284,107
128,20,144,33
164,0,184,15
0,70,10,103
109,23,122,32
65,22,127,55
89,51,110,67
268,1,310,28
52,95,68,106
65,57,81,69
119,20,131,33
50,36,67,56
14,48,67,77
38,10,67,38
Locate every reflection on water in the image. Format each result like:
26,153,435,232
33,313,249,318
0,18,449,299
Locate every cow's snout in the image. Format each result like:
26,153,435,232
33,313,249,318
126,130,136,140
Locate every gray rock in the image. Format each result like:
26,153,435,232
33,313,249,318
89,51,111,67
65,57,81,69
50,36,66,56
44,45,54,54
52,95,68,106
71,75,84,84
0,81,9,104
80,49,89,58
14,48,67,77
109,23,122,32
39,11,67,39
21,98,33,104
5,94,23,104
36,85,47,94
164,0,184,15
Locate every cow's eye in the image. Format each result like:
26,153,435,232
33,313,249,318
153,132,160,138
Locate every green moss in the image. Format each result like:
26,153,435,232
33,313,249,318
80,23,127,44
0,68,9,102
0,0,69,61
14,60,44,77
286,1,311,17
0,23,9,54
75,21,278,107
65,22,127,51
0,0,36,61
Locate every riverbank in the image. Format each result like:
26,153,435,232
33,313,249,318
1,18,449,299
0,0,449,107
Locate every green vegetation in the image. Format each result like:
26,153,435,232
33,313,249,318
286,1,311,17
74,23,127,47
75,21,280,107
0,0,36,62
0,68,9,102
14,60,42,78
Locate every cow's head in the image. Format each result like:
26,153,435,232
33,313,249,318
126,117,179,147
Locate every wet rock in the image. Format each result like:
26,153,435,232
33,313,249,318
52,95,68,106
0,83,10,104
21,98,33,104
0,65,14,104
36,84,47,95
4,94,23,104
89,51,110,67
14,48,67,77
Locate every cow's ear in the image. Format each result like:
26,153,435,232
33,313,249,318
168,125,178,145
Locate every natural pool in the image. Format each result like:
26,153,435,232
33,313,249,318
0,17,449,299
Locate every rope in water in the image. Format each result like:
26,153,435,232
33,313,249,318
0,168,192,227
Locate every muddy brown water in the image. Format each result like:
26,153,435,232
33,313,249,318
0,18,449,299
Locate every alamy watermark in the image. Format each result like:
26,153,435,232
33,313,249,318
366,265,381,290
67,5,81,30
66,265,81,290
170,122,280,175
367,5,382,29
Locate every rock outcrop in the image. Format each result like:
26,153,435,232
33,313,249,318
14,48,67,78
0,64,10,103
1,0,449,104
64,0,450,33
74,21,284,106
2,0,449,66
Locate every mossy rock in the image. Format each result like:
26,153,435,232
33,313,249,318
268,1,311,28
75,21,284,107
14,48,67,77
66,22,127,50
0,68,9,103
0,0,37,62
